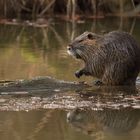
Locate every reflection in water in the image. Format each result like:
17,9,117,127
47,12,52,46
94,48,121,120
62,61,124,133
66,86,140,140
67,108,140,139
0,108,139,140
0,110,93,140
67,107,140,134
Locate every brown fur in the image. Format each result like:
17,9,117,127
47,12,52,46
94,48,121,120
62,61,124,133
67,31,140,86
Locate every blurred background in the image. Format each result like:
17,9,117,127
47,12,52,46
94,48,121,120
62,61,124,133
0,0,140,19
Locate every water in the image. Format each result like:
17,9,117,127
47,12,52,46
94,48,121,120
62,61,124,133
0,109,139,140
0,17,140,140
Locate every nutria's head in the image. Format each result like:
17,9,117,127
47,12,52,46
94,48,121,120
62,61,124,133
67,31,102,61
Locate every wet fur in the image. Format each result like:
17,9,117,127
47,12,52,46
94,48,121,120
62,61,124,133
67,31,140,86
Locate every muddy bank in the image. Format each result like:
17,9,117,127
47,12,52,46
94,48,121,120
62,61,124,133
0,77,139,111
0,86,139,111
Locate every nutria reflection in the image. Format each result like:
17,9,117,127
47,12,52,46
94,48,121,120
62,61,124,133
67,85,140,137
67,107,140,136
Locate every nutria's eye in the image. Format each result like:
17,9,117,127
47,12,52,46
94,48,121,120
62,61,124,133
87,33,94,40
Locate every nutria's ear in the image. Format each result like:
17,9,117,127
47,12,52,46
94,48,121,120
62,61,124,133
87,33,94,40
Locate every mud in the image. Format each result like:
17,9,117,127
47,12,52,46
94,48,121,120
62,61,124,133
0,76,139,111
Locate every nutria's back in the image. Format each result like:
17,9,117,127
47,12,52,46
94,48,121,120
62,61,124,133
67,31,140,86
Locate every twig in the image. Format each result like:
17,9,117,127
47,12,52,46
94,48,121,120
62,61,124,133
49,26,64,46
72,0,76,21
129,18,136,34
131,0,135,9
67,0,71,19
39,0,55,16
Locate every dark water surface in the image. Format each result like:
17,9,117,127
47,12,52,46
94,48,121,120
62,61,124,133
0,17,140,140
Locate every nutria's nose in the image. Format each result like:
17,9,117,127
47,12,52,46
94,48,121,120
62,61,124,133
67,46,72,51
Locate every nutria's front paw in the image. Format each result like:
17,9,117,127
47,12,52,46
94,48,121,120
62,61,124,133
75,70,83,78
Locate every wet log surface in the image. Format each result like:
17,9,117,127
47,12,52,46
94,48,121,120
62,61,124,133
0,76,89,95
0,76,139,111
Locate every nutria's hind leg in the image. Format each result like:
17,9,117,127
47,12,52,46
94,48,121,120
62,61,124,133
102,63,125,85
102,63,138,86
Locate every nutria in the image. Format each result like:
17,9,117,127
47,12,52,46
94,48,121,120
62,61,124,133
67,31,140,85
